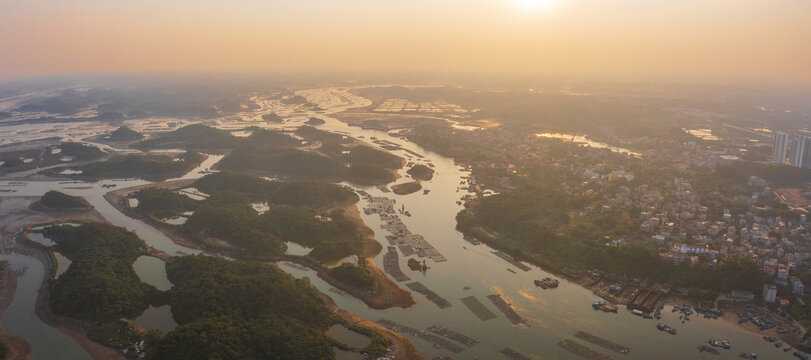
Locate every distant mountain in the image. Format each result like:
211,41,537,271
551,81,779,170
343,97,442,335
107,126,143,141
261,112,283,122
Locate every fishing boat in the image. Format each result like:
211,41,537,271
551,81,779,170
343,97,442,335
534,277,559,289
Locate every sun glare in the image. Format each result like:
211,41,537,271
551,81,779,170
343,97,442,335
510,0,559,11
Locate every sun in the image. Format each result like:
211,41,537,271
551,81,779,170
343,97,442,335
510,0,559,11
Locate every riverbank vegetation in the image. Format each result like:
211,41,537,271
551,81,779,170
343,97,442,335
458,184,765,298
43,223,159,321
148,255,336,359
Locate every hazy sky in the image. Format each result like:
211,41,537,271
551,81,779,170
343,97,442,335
2,0,809,84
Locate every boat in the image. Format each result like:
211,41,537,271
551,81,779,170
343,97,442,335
656,323,677,334
592,301,618,313
631,309,643,316
534,277,559,289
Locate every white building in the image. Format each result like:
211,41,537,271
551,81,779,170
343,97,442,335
791,276,805,296
773,131,789,164
763,283,777,303
676,244,719,256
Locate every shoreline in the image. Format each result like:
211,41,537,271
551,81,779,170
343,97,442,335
337,309,424,360
459,226,809,347
104,179,415,310
0,261,32,360
17,239,126,360
0,196,125,360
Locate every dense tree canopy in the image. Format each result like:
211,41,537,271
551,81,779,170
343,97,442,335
39,190,88,209
44,223,156,321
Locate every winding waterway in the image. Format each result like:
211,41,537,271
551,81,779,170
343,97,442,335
0,87,799,359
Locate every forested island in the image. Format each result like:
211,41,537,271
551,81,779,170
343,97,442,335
391,181,422,195
37,190,91,210
0,142,104,175
30,222,390,359
219,126,403,185
43,223,158,321
406,164,434,181
133,172,374,287
135,124,241,153
48,151,205,181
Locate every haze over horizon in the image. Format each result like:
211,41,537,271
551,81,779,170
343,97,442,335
2,0,810,85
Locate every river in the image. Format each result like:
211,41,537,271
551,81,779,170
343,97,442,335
0,87,797,359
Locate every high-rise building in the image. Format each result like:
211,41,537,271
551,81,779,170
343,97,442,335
790,131,811,168
773,131,789,164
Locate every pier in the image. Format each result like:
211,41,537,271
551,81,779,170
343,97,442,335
427,325,478,347
460,296,498,321
491,251,531,271
627,289,662,313
377,319,463,353
487,294,526,325
574,331,630,355
557,339,614,360
406,282,451,309
501,347,532,360
383,246,410,282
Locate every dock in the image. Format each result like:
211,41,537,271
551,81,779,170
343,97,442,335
627,289,662,313
460,296,498,321
328,287,346,296
557,339,613,360
487,294,526,325
406,282,451,309
491,251,531,271
501,347,532,360
574,331,630,355
377,319,463,354
383,246,410,282
427,325,478,347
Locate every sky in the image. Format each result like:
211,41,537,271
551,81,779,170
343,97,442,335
1,0,810,84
